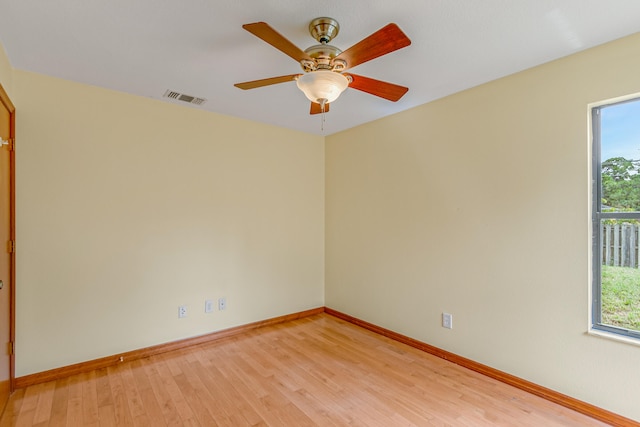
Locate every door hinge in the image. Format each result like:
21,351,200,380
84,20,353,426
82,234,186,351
7,240,14,253
0,137,13,151
7,342,13,356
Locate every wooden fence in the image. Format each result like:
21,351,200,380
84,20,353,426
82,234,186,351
601,223,640,267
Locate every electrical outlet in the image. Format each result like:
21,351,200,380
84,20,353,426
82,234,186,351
218,297,227,311
205,299,214,313
442,312,453,329
178,305,187,318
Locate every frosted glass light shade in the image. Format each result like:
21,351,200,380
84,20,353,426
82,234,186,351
296,70,349,104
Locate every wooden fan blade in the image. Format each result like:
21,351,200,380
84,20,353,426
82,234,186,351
347,74,408,102
234,74,301,90
335,23,411,70
310,102,330,115
243,22,312,63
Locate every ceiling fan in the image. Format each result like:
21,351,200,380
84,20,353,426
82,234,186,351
234,17,411,115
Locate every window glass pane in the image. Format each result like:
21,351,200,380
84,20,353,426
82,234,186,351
600,219,640,331
596,97,640,336
600,101,640,213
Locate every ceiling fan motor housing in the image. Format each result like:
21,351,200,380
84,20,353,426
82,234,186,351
301,44,344,72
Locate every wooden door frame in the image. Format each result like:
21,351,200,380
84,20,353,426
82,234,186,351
0,84,15,392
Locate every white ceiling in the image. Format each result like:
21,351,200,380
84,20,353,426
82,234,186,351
1,1,640,135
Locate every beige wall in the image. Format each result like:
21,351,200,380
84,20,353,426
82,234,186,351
13,70,325,376
0,44,13,98
325,33,640,421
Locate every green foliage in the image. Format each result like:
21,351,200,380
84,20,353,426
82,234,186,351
601,216,639,226
601,157,640,210
601,265,640,331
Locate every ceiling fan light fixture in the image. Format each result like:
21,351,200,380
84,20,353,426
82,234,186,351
296,70,349,104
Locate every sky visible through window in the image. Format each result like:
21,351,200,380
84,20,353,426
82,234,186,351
601,98,640,161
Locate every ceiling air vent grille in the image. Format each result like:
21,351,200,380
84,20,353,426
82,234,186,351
163,90,207,105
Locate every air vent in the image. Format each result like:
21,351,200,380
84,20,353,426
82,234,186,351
163,90,207,106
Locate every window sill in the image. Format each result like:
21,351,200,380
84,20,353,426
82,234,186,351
588,328,640,347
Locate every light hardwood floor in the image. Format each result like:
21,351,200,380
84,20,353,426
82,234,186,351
1,314,610,426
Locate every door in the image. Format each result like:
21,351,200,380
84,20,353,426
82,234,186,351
0,83,14,414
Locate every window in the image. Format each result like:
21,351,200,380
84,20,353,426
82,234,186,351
592,96,640,339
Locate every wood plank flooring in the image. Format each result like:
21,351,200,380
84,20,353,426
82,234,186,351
0,314,611,426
